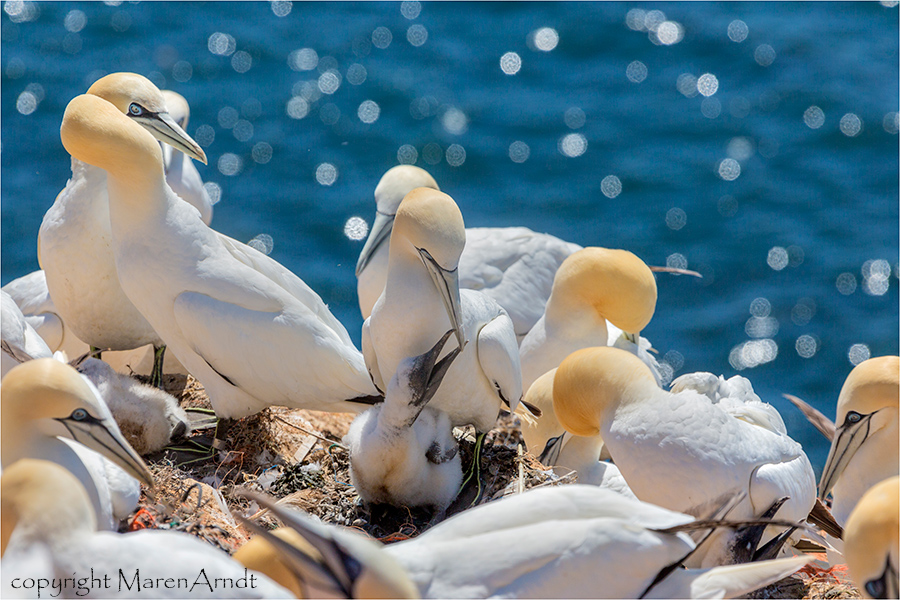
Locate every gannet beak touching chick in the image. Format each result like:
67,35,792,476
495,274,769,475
818,355,900,526
86,72,207,164
1,358,154,488
843,476,899,599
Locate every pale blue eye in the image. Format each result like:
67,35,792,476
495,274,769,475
72,408,87,421
128,103,143,116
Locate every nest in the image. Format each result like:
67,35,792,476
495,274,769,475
128,375,860,599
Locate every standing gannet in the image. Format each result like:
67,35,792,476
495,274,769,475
346,330,463,511
553,346,817,567
520,368,636,498
843,476,899,599
239,485,812,599
518,247,662,391
363,187,523,435
1,358,154,531
160,89,214,225
39,73,207,388
355,166,580,339
818,355,899,527
1,459,294,599
60,93,380,420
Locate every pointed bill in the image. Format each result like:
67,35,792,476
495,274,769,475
56,413,155,487
133,111,207,164
405,329,462,425
818,412,873,500
356,211,395,276
417,247,466,349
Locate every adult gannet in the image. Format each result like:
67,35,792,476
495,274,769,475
843,476,899,599
1,459,293,599
355,165,580,339
60,93,380,420
818,355,899,526
346,330,463,511
553,346,817,567
1,290,53,375
160,89,214,225
362,187,523,435
518,247,662,391
520,368,636,498
238,485,812,599
1,358,154,530
39,73,207,387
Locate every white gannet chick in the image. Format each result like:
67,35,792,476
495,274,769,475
77,357,190,454
519,247,661,391
241,485,812,599
362,187,523,434
520,368,636,499
1,459,294,599
160,89,214,225
355,165,581,339
1,290,53,375
346,330,463,511
1,358,154,530
60,93,380,420
843,476,899,599
553,346,817,567
818,355,899,526
39,72,207,387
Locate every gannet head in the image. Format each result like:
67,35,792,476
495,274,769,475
356,166,440,277
233,528,320,598
844,476,899,599
0,358,155,488
87,72,206,164
546,248,657,337
553,346,658,437
236,494,419,598
819,356,900,501
520,368,567,464
1,458,97,556
391,187,467,349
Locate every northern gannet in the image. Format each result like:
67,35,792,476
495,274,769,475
160,89,214,225
60,93,380,420
553,346,817,567
818,355,899,526
1,290,53,375
518,247,662,391
362,187,523,435
1,459,293,599
520,368,636,498
843,476,899,599
238,485,812,599
1,359,154,530
39,73,207,387
346,330,462,511
355,165,580,339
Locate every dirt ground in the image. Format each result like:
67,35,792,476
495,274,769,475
129,374,861,599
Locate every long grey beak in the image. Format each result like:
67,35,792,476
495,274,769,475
818,410,873,500
537,432,566,466
133,111,207,165
56,412,155,487
405,329,462,426
355,211,394,276
417,247,466,349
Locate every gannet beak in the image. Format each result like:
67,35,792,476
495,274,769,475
405,329,462,426
417,247,467,349
55,411,155,487
132,111,207,165
355,211,394,276
537,432,566,466
818,410,874,500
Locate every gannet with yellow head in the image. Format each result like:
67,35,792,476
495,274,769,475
819,355,899,526
60,92,380,420
355,166,581,339
237,484,812,599
1,459,294,598
362,187,523,434
0,359,154,530
843,476,899,599
553,346,816,567
518,247,662,391
39,73,207,387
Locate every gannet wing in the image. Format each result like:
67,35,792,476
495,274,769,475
1,291,53,365
645,555,812,599
361,317,385,394
475,309,523,413
672,372,788,435
173,291,372,411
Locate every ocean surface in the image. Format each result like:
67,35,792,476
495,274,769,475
2,1,898,474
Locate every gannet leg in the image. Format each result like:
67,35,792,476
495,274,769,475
149,343,166,389
90,345,103,359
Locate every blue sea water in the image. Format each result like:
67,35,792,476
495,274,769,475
2,1,898,474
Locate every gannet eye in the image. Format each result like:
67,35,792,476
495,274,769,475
128,103,144,116
846,411,862,425
71,408,88,421
865,578,884,599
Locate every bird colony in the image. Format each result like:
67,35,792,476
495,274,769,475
1,73,897,600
